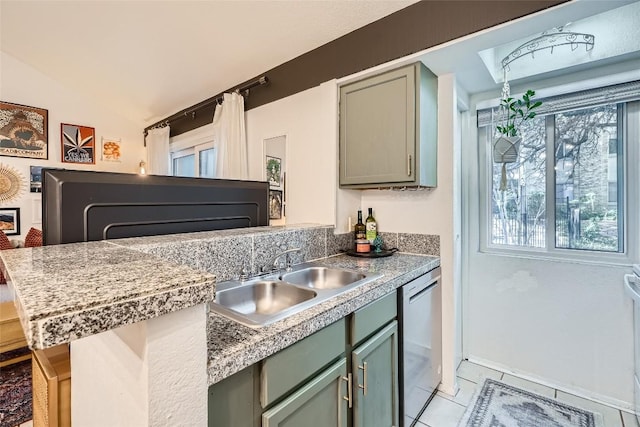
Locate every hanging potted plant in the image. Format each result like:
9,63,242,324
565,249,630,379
493,89,542,190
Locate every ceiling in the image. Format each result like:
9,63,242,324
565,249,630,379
413,0,640,97
0,0,418,125
3,0,639,127
478,1,640,84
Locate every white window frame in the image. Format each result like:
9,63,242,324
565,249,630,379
478,100,639,266
168,124,216,178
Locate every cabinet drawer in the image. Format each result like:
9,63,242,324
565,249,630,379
350,292,397,346
261,318,346,408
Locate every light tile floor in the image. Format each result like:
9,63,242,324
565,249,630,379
411,361,637,427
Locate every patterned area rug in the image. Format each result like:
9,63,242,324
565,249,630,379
458,378,604,427
0,359,32,427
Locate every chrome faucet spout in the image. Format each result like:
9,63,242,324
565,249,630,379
267,247,302,272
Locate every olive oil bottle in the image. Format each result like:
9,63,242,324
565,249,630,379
365,208,377,244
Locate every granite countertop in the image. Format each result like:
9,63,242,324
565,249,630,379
206,252,439,386
0,222,438,386
1,240,216,350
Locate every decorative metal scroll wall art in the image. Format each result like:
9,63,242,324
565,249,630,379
501,26,595,71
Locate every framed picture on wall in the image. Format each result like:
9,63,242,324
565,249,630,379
269,189,283,220
266,156,281,187
61,123,95,164
30,166,43,192
0,101,48,160
0,207,20,235
101,137,122,162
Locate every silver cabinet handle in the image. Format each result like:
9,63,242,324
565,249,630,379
357,362,368,395
407,155,412,176
342,374,353,408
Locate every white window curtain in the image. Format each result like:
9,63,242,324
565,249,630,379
212,92,248,180
146,126,171,175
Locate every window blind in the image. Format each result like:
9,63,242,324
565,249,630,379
477,79,640,128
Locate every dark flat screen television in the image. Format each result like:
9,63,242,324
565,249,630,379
42,169,269,245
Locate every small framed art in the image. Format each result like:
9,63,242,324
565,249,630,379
61,123,95,164
30,165,42,192
101,137,121,162
0,208,20,235
269,189,283,220
266,156,281,187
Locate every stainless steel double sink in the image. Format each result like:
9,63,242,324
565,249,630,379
209,263,383,327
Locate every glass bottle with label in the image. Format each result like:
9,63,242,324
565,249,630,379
355,210,366,240
365,208,377,244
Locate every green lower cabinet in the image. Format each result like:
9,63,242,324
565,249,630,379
208,364,261,427
262,359,349,427
352,321,399,427
209,296,400,427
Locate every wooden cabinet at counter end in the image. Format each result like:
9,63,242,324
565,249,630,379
32,344,71,427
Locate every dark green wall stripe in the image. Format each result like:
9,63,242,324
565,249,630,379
158,0,566,137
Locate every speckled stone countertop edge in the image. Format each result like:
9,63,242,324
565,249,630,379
206,254,440,386
107,223,334,248
27,280,216,350
1,241,218,350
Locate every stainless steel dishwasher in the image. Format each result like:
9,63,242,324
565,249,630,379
398,267,442,427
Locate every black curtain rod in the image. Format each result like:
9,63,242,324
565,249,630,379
143,75,269,138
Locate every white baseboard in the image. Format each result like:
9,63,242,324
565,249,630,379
466,355,634,414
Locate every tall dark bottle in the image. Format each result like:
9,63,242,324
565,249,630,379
355,210,366,240
365,208,377,244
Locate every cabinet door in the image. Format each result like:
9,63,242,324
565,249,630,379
352,321,399,427
262,359,349,427
340,65,416,186
208,364,260,427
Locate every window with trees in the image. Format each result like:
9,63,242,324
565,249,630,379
478,83,639,257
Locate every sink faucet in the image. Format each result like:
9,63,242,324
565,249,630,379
266,247,302,272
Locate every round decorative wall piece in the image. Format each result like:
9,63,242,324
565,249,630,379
0,163,24,203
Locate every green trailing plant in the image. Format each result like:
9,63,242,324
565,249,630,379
496,89,543,137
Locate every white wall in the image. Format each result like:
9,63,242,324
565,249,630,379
72,304,207,426
466,254,633,407
462,68,639,410
245,81,338,226
0,52,145,239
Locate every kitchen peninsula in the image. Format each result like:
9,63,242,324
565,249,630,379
1,224,440,426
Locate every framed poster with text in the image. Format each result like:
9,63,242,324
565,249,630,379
61,123,95,164
0,101,48,159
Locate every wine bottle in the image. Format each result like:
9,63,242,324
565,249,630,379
355,210,366,240
365,208,377,244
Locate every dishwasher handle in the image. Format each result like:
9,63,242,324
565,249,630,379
409,280,438,303
625,274,640,302
402,267,441,302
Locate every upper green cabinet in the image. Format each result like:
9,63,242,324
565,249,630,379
339,62,437,189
